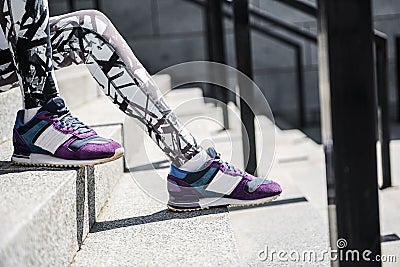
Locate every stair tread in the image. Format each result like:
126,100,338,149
71,173,240,267
72,101,330,266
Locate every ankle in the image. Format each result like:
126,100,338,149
178,149,212,172
23,107,41,123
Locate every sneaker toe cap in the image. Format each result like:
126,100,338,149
256,180,282,197
79,140,123,159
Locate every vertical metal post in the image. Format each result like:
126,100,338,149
233,0,257,174
205,0,230,129
204,1,217,104
295,45,306,128
375,33,392,189
396,36,400,121
69,0,75,12
94,0,101,11
317,0,382,266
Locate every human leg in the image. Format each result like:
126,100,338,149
48,10,206,168
47,10,281,209
1,0,58,108
0,1,123,167
1,6,281,207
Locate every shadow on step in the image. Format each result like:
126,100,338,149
228,196,308,212
90,207,228,233
127,159,170,172
0,160,76,174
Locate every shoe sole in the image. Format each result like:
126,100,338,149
11,147,124,168
167,194,280,212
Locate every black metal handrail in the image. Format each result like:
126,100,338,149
185,0,391,186
255,2,392,188
274,0,318,17
185,0,307,127
396,35,400,121
204,0,230,130
247,4,317,43
269,2,392,189
68,0,101,11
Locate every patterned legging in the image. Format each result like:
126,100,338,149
0,1,201,166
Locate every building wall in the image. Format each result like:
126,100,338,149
49,0,400,125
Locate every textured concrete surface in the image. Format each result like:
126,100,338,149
228,165,330,267
380,141,400,266
55,65,100,110
380,187,400,266
69,98,332,267
151,74,171,94
229,201,330,267
71,88,241,267
71,174,240,267
204,112,331,266
55,65,171,111
0,140,82,267
0,87,22,144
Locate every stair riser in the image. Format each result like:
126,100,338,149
55,66,100,110
0,88,22,144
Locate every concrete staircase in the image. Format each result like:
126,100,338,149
0,70,327,266
1,65,399,266
70,87,334,266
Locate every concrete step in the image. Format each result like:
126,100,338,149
70,88,242,266
151,74,172,94
0,97,124,267
55,65,100,111
0,66,98,144
71,98,332,266
0,87,22,144
55,65,173,111
228,168,330,266
273,129,328,218
205,112,330,266
71,173,240,267
379,186,400,264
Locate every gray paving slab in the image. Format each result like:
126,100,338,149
71,93,242,267
229,201,330,267
228,162,330,266
379,187,400,266
70,86,400,267
0,87,22,144
71,174,241,267
55,65,100,111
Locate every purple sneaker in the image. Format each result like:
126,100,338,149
167,148,282,212
11,97,124,167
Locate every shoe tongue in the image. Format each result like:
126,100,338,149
39,97,68,114
206,147,219,159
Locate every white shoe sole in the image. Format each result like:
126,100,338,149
11,147,124,168
167,194,280,212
